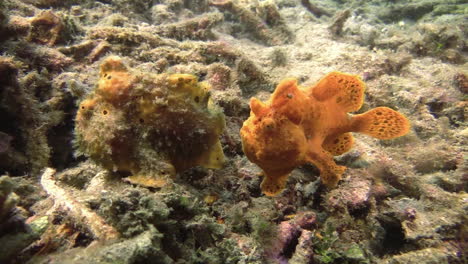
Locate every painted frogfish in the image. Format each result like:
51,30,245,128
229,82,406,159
240,72,410,196
75,56,225,187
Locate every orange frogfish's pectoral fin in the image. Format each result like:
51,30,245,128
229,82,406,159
322,132,355,156
351,107,410,140
307,149,346,187
260,172,291,197
310,72,365,112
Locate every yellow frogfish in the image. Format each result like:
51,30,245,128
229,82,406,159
75,56,225,187
240,72,410,196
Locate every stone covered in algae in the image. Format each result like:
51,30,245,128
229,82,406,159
75,56,225,187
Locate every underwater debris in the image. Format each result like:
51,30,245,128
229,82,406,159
300,0,330,18
268,211,316,263
153,12,223,41
57,40,111,64
29,227,173,264
269,47,288,67
326,172,372,214
87,26,176,48
241,72,410,196
211,0,293,46
75,56,226,187
234,57,271,95
207,62,232,90
328,9,351,37
40,168,119,241
0,175,48,263
0,55,69,175
13,42,73,71
379,246,462,264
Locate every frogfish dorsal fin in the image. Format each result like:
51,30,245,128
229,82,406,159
310,72,365,112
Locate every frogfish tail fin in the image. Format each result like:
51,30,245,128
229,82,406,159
351,107,410,140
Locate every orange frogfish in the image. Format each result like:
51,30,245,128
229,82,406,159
240,72,410,196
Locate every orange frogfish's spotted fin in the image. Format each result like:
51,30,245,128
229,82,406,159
319,164,346,188
306,149,346,188
352,107,410,140
260,173,289,197
310,72,365,112
323,132,354,156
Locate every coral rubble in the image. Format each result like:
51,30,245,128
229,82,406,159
211,0,293,46
40,168,118,241
28,10,64,46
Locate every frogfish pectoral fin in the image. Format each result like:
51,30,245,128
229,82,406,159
125,173,170,188
198,139,225,169
322,132,354,156
260,173,290,197
124,160,176,188
307,149,346,188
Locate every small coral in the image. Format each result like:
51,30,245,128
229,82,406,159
75,56,226,187
207,63,232,90
328,9,351,37
300,0,330,18
241,72,410,196
28,10,64,46
411,142,460,174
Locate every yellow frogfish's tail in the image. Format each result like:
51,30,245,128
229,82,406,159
351,107,410,140
260,173,290,197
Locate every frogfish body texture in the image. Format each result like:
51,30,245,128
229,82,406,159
240,72,410,196
75,56,225,187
